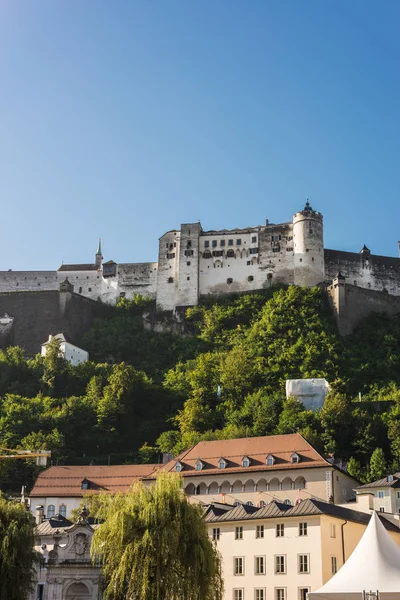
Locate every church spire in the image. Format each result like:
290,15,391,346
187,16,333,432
95,238,103,268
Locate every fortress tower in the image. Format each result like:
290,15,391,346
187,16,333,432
293,200,324,286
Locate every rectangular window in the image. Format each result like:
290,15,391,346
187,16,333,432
272,247,280,253
276,524,284,537
220,240,226,247
204,241,210,248
187,262,191,266
299,522,308,536
166,253,175,259
249,247,259,254
275,555,286,574
331,556,337,574
378,491,384,498
379,507,385,512
255,590,265,600
213,250,224,257
184,250,193,256
212,528,220,541
256,525,264,538
229,239,234,246
299,588,310,600
234,590,243,600
212,240,218,248
236,239,242,245
298,554,309,573
397,492,400,499
330,523,336,538
276,589,286,600
234,557,244,575
252,236,257,243
286,247,293,251
235,526,243,540
255,555,266,575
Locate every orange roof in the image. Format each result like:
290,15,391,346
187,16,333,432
30,464,160,497
147,433,329,479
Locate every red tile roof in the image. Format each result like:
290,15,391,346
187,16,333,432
30,464,160,497
146,433,329,479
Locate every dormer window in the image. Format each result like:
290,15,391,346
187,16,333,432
291,453,300,464
242,456,250,468
195,460,204,471
81,478,89,490
388,475,394,483
219,458,227,469
266,454,275,466
175,461,183,472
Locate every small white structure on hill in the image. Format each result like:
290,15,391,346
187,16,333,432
41,333,89,366
309,510,400,599
286,378,330,412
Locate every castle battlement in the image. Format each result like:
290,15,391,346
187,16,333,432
0,203,399,313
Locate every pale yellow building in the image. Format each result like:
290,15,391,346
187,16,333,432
355,473,400,515
205,497,400,600
149,434,359,507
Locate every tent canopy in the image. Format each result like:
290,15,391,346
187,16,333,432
309,512,400,600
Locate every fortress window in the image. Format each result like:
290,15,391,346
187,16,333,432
187,277,190,280
249,247,258,254
119,292,126,298
203,251,212,259
227,249,235,258
187,240,192,248
299,258,302,262
272,247,280,253
309,229,313,234
167,253,175,259
286,247,293,252
252,236,257,243
213,250,223,257
220,240,225,247
187,261,191,266
204,241,210,248
273,234,280,241
248,276,254,282
236,239,242,246
227,278,233,284
228,239,234,246
287,236,293,241
169,243,174,250
79,287,82,293
267,273,273,280
88,287,92,292
184,250,193,257
247,261,251,265
167,277,174,283
306,249,309,252
312,257,314,261
212,240,217,248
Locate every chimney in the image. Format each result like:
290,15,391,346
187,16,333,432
35,505,44,525
354,492,374,514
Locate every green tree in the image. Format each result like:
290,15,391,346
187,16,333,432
91,473,223,600
346,457,365,483
0,496,38,600
369,447,387,481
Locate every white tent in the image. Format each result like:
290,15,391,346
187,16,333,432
309,512,400,600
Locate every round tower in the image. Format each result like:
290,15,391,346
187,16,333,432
293,200,324,286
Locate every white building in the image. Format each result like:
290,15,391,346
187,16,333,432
29,464,160,519
205,497,400,600
41,333,89,366
355,473,400,515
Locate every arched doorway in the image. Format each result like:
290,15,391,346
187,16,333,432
65,582,91,600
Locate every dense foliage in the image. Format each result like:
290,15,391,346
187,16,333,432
0,496,38,600
91,473,223,600
1,287,400,493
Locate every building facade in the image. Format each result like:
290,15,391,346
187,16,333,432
145,434,359,507
205,498,400,600
41,333,89,366
0,203,399,312
355,473,400,515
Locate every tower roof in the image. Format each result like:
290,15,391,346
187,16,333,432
96,238,102,257
303,199,313,212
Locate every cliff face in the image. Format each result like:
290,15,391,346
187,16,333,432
0,290,111,355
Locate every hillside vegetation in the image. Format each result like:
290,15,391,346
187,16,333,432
1,286,400,493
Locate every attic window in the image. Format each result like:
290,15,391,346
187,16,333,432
219,458,227,469
291,453,300,464
175,462,183,472
195,460,203,471
242,456,250,468
266,454,275,466
388,475,394,483
81,478,89,490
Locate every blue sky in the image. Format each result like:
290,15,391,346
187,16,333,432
0,1,399,269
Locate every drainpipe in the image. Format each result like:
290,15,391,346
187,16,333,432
341,519,348,564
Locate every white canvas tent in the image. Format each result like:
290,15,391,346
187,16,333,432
309,512,400,600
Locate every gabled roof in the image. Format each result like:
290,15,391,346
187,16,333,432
356,473,400,490
147,434,330,479
30,464,160,497
204,498,400,532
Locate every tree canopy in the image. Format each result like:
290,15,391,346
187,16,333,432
91,474,223,600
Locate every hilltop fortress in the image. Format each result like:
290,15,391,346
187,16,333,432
0,201,400,336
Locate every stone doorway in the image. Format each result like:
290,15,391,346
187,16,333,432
65,582,91,600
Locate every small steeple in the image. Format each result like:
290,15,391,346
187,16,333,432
95,238,103,268
303,199,313,212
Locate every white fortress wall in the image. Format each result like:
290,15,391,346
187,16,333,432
0,271,59,293
115,262,158,301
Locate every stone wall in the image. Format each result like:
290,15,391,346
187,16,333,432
327,278,400,335
0,290,111,355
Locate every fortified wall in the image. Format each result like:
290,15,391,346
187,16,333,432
0,203,398,335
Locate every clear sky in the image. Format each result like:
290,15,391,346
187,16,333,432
0,1,399,269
